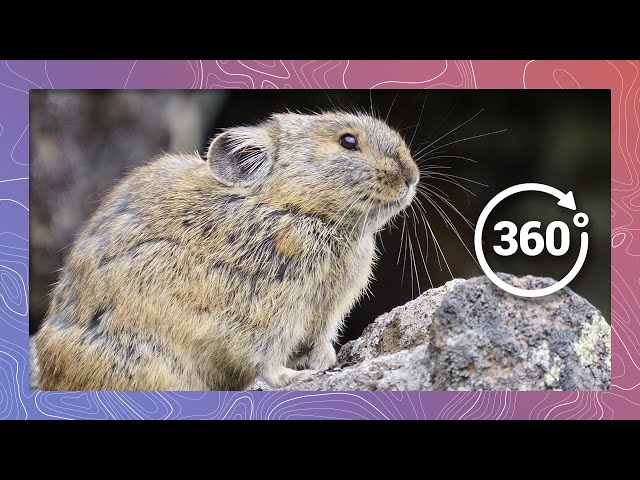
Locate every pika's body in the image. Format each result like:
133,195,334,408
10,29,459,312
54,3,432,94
36,111,419,390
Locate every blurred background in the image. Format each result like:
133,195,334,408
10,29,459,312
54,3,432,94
29,89,610,347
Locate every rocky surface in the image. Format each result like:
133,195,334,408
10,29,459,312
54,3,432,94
253,274,611,391
31,274,611,391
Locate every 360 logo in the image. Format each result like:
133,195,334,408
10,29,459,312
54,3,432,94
474,183,589,298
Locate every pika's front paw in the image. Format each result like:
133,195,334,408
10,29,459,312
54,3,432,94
286,351,310,370
262,365,318,388
308,341,337,371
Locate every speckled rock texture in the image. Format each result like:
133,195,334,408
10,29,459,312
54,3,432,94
255,274,611,391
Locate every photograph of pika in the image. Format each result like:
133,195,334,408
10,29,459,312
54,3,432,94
29,90,611,391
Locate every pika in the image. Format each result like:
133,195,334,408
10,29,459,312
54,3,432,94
35,111,420,390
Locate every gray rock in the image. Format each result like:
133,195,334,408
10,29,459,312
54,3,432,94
257,274,611,391
427,274,610,390
284,345,432,391
338,279,464,365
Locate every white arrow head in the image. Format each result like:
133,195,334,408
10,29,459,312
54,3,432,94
557,191,576,210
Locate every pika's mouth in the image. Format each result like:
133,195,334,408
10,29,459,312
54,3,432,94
383,184,414,210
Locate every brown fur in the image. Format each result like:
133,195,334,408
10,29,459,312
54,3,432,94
36,111,420,390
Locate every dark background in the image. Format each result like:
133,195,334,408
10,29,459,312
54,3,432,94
29,89,610,347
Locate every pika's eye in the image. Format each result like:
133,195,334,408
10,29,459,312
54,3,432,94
339,133,358,150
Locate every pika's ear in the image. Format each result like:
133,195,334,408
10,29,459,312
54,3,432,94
205,125,273,187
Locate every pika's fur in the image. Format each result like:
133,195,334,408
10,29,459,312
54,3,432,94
35,111,420,390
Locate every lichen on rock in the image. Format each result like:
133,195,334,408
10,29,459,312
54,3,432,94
573,313,611,369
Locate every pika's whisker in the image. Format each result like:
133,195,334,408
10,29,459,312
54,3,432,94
376,207,386,253
416,202,442,288
414,108,484,157
408,203,432,290
417,154,479,164
321,89,339,112
369,89,374,118
418,189,480,269
419,105,457,146
418,194,453,278
418,165,453,171
404,227,414,297
399,212,409,289
426,172,489,188
421,175,476,205
422,204,453,277
409,91,429,150
424,188,476,230
410,198,439,272
385,90,400,124
411,197,442,272
417,183,452,202
419,128,509,157
398,123,421,133
397,210,407,266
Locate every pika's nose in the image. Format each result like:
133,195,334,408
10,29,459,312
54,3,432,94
400,157,420,187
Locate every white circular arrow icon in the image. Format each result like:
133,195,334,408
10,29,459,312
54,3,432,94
474,183,589,298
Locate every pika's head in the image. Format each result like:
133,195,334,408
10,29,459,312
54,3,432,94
206,111,419,233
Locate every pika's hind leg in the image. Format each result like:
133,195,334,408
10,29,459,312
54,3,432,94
260,364,317,389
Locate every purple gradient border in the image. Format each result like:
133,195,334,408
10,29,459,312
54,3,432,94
1,60,636,420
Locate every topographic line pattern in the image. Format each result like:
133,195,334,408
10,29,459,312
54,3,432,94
0,60,635,419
